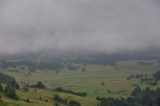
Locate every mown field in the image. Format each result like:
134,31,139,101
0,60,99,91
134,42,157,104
0,60,160,106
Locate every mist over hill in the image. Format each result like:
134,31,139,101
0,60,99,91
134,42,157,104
0,0,160,57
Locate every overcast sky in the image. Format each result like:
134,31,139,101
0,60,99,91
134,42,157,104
0,0,160,55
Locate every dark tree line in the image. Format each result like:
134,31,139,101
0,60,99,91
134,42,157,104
137,62,153,66
54,87,87,97
0,60,64,71
63,52,158,66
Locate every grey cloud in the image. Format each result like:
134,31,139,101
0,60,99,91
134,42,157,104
0,0,160,55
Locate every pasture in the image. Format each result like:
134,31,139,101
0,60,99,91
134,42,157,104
0,60,160,106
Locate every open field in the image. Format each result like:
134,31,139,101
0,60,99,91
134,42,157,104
0,60,160,106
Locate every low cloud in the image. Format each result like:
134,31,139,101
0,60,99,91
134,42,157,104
0,0,160,55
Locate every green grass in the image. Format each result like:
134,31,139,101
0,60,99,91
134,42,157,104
0,60,160,106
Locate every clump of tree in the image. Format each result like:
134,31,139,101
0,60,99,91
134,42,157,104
149,81,158,86
140,76,157,86
97,86,160,106
53,94,81,106
140,77,154,82
97,97,138,106
67,65,79,71
31,81,46,89
0,84,15,103
54,87,87,97
131,86,160,106
127,73,158,86
0,72,20,89
140,70,160,86
127,74,144,80
137,62,153,66
53,94,68,105
4,85,19,100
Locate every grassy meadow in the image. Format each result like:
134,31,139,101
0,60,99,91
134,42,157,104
0,60,160,106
